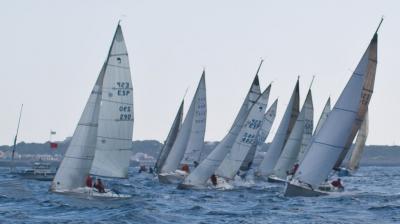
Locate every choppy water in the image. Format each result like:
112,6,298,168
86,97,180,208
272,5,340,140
0,166,399,224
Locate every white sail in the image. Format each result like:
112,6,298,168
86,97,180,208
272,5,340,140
90,25,134,178
161,72,207,173
215,85,271,179
257,80,300,177
348,111,369,171
295,97,329,164
52,64,105,191
180,75,261,187
240,99,278,172
155,100,184,173
293,34,378,188
181,73,207,165
272,90,313,179
313,98,331,136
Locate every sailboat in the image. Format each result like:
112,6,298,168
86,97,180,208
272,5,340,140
284,20,380,197
154,100,184,174
157,72,207,184
239,99,278,175
10,104,23,173
213,85,271,184
256,79,300,178
51,23,133,198
268,88,313,183
178,63,263,190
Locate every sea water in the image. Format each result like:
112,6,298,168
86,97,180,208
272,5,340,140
0,166,399,223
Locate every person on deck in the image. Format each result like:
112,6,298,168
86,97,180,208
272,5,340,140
94,178,106,193
181,164,190,173
287,163,299,176
85,175,93,188
210,174,218,186
331,178,344,189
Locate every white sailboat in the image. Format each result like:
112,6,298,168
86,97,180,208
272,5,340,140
178,67,262,189
268,89,313,183
158,72,207,184
256,79,300,178
284,21,380,197
154,100,184,173
214,85,271,182
239,99,278,174
51,24,133,198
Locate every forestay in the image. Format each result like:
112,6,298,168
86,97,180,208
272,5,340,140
257,80,300,177
215,85,271,179
155,100,184,173
240,99,278,172
348,111,369,171
51,64,105,191
181,75,261,187
272,90,313,179
90,25,134,178
293,33,378,188
161,72,206,173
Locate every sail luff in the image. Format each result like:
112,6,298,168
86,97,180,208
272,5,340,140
257,80,300,177
293,33,378,188
155,100,184,173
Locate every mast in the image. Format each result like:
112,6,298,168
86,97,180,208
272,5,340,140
11,104,23,168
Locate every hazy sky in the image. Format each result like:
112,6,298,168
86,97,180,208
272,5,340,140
0,0,398,146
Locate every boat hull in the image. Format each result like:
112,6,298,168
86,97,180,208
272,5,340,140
16,171,55,181
284,182,328,197
267,175,287,184
52,187,131,199
158,170,188,184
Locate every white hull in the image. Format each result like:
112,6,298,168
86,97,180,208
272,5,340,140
177,177,233,190
267,175,287,184
158,170,188,184
284,182,327,197
52,187,131,199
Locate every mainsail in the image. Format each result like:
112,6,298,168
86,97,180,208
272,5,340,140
240,99,278,172
293,32,378,188
160,72,206,173
272,89,313,179
215,85,271,179
180,74,261,187
257,80,300,177
90,25,134,178
348,111,369,171
52,64,105,191
155,100,184,173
